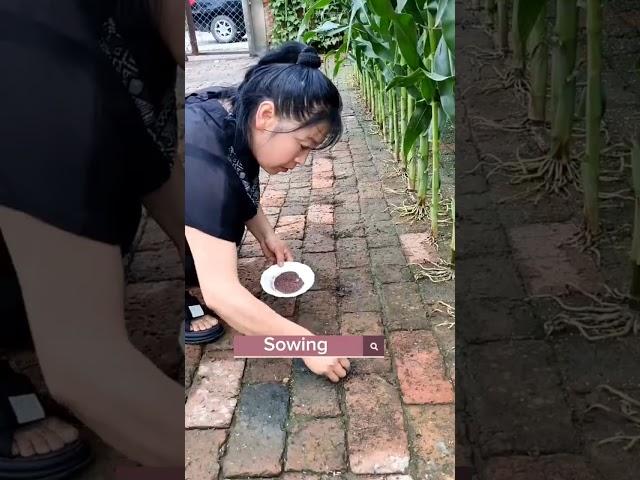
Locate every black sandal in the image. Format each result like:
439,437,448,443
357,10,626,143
0,364,92,479
184,292,225,345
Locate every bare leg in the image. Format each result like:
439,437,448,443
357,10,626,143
1,206,183,466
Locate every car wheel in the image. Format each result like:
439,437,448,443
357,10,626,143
210,15,238,44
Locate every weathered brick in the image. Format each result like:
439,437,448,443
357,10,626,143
237,257,269,296
483,455,600,480
185,345,203,389
298,291,339,335
291,360,341,417
338,268,381,313
366,234,400,249
390,331,453,404
125,281,183,376
285,418,346,472
238,242,264,259
222,384,289,477
406,405,454,480
261,189,287,207
312,175,334,190
127,248,183,282
302,252,337,291
280,205,308,216
303,225,335,253
336,238,370,268
399,233,439,265
371,264,414,284
243,358,292,384
381,283,427,330
185,429,227,480
308,204,335,225
370,246,407,267
276,215,307,240
344,375,410,474
185,356,245,428
137,218,171,251
261,294,297,317
340,313,392,376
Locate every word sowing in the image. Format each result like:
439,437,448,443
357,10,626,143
264,336,328,355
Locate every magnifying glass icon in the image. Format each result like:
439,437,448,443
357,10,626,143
369,342,379,351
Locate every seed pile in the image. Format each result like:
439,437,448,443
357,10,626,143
274,271,304,294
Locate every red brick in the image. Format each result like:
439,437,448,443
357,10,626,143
237,257,269,296
484,455,600,480
399,233,439,265
185,355,245,428
185,429,227,480
302,252,337,291
285,418,346,472
127,248,182,283
340,312,384,336
261,294,297,317
221,383,288,477
336,238,369,268
262,206,280,215
406,405,455,480
308,204,335,225
203,325,241,351
390,331,453,404
381,283,428,330
344,375,410,473
338,268,380,313
185,344,203,389
312,175,334,189
291,361,341,416
303,225,335,253
340,313,391,376
137,218,171,251
313,157,334,173
276,215,307,240
261,189,287,207
243,358,292,384
298,290,339,335
239,241,264,258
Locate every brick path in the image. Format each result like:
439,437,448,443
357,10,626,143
185,60,455,479
457,1,640,479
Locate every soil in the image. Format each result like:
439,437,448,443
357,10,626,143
274,271,304,294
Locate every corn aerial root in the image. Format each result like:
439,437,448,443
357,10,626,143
411,260,455,283
560,224,602,266
530,283,639,341
585,385,640,451
481,66,531,103
470,115,532,133
432,301,455,329
390,200,429,223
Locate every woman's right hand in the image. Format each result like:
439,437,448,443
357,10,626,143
303,356,351,382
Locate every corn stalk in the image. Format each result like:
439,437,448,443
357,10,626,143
631,136,640,299
583,0,602,237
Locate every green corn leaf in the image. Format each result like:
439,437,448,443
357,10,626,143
439,77,455,122
517,0,546,45
403,100,431,159
419,76,436,101
393,13,422,69
433,35,451,77
424,71,452,81
369,0,396,18
441,0,455,53
386,69,425,90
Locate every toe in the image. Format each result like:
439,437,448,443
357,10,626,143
39,424,65,452
28,430,50,455
43,418,79,444
14,431,36,457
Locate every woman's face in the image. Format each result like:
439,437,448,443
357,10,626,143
250,100,329,175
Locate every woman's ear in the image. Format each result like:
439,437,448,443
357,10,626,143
254,100,277,131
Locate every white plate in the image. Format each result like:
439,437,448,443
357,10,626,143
260,261,315,298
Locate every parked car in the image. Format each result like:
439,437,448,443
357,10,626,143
190,0,246,44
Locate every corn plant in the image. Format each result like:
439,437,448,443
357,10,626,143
297,0,455,238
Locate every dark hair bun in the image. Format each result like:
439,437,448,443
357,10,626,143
297,46,321,69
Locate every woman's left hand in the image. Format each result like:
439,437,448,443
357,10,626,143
260,233,294,266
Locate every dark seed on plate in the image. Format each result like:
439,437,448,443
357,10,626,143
274,271,304,294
